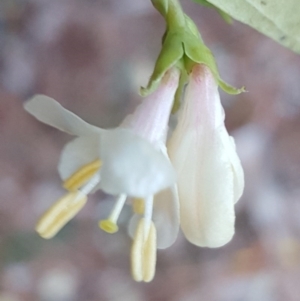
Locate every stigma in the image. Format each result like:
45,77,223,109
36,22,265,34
99,194,127,234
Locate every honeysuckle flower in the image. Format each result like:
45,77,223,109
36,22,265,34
120,68,180,282
168,64,244,248
24,67,180,282
24,93,175,237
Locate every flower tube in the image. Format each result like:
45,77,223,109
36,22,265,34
168,64,244,248
24,68,180,282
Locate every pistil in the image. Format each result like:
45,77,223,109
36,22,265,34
99,194,127,234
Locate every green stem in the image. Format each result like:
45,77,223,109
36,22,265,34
151,0,168,17
166,0,186,29
152,0,186,29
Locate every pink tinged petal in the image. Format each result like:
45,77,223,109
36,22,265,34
120,68,180,146
99,129,176,198
24,95,101,136
168,64,242,247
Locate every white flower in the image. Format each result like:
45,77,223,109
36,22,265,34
24,67,180,282
120,68,180,281
168,64,244,248
25,95,175,196
24,95,175,237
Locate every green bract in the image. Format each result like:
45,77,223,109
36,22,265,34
205,0,300,54
143,0,244,100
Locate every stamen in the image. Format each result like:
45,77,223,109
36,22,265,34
80,173,101,195
99,194,127,234
143,221,157,282
131,218,157,282
143,195,154,238
133,198,145,214
35,191,87,239
63,159,102,191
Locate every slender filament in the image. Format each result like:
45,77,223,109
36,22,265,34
99,194,127,234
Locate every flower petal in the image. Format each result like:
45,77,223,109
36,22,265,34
99,129,176,198
168,64,240,247
220,128,245,203
152,185,180,249
58,136,100,183
24,95,101,136
121,68,180,146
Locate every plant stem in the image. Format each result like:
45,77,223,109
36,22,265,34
167,0,186,29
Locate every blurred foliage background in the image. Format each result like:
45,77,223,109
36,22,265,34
0,0,300,300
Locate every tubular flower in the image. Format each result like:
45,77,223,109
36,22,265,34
24,93,175,238
24,67,180,282
120,68,180,282
168,64,244,248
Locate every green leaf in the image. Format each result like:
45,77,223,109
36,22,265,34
194,0,214,7
216,8,233,24
193,0,233,24
206,0,300,54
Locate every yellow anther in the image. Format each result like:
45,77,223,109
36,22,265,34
99,219,119,234
36,191,87,239
63,159,102,191
133,198,145,215
131,218,157,282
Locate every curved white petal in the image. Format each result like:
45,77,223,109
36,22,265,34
120,68,180,146
99,129,176,198
168,64,241,248
24,95,101,136
58,136,100,182
128,186,180,249
169,131,235,247
220,128,245,203
152,185,180,249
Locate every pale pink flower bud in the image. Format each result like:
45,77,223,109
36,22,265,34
168,64,244,248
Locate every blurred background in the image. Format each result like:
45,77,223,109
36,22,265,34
0,0,300,300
